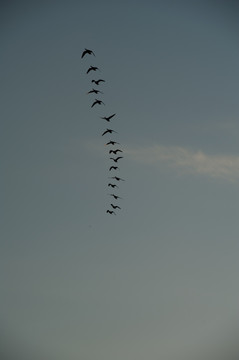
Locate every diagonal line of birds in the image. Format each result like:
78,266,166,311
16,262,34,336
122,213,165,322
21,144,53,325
81,48,125,215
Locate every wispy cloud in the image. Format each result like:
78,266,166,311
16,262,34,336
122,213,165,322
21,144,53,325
126,145,239,182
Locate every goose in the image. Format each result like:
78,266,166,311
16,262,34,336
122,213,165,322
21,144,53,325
81,48,95,58
106,210,116,215
101,113,116,122
87,89,103,94
109,149,122,154
109,166,119,171
111,204,121,210
86,66,100,74
108,194,122,200
108,183,119,188
110,156,123,163
109,176,125,181
105,141,120,146
91,79,105,85
91,99,105,108
102,129,117,136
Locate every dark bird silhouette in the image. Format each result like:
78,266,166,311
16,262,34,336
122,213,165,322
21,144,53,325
105,141,120,146
106,210,116,215
91,79,105,85
111,204,121,210
87,89,103,94
86,66,100,74
109,176,125,181
102,129,117,136
91,99,105,108
110,156,123,163
108,194,122,200
101,113,116,122
108,183,119,188
109,149,123,154
81,48,95,58
109,166,119,171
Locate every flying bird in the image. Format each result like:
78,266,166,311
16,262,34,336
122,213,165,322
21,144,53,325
91,79,105,85
91,99,105,108
108,183,119,188
102,129,117,136
110,156,123,163
109,176,125,181
105,141,120,146
81,48,95,58
109,166,119,171
87,89,103,94
86,66,100,74
111,204,121,210
108,194,122,200
101,113,116,122
106,210,116,215
109,149,122,154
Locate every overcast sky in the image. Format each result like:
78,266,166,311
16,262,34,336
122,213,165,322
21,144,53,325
1,1,239,360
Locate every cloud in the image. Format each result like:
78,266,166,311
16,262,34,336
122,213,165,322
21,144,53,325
126,145,239,182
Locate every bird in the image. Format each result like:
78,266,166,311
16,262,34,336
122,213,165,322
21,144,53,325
108,194,122,200
91,99,105,108
91,79,105,85
105,141,120,146
111,204,121,210
110,156,123,163
102,129,117,136
108,183,119,188
106,210,116,215
81,48,95,58
109,166,119,171
100,113,116,122
109,176,125,181
86,66,100,74
109,149,122,154
87,89,103,94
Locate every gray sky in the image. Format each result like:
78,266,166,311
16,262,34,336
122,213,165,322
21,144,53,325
1,1,239,359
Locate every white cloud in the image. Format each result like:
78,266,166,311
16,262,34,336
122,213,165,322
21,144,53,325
126,145,239,182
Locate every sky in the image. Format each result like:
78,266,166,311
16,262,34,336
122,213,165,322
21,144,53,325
1,1,239,359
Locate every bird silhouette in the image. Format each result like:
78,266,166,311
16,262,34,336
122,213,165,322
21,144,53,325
109,149,122,154
102,129,117,136
110,156,123,163
109,176,125,181
87,89,103,94
111,204,121,210
105,141,120,146
100,113,116,122
91,99,105,108
91,79,105,85
108,194,122,200
109,166,119,171
81,48,95,58
86,66,100,74
108,183,119,188
106,210,116,215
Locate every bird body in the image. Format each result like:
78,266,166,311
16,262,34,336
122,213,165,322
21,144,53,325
102,129,117,136
91,99,105,108
92,79,105,85
86,66,100,74
110,156,123,163
101,113,116,122
81,48,95,58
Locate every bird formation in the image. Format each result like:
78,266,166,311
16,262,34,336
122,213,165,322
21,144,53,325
81,48,124,215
